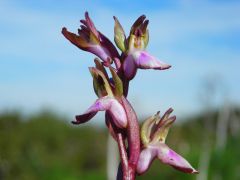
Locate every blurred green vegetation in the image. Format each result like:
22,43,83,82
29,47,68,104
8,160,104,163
0,108,239,180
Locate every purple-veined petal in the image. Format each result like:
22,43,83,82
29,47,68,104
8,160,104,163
154,143,198,174
123,54,137,80
136,146,157,174
73,96,127,128
135,50,171,70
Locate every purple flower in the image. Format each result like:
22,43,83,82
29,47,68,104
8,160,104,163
72,61,127,129
137,109,198,174
73,96,127,128
62,12,119,64
114,15,171,80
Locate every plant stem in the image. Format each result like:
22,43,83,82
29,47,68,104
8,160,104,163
117,133,128,173
115,66,140,180
105,112,130,180
116,133,129,180
121,96,140,180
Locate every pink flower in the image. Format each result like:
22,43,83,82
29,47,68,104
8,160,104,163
72,61,127,129
73,96,127,128
114,15,171,80
62,12,119,64
137,109,198,174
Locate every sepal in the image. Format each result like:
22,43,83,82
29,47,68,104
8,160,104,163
89,67,113,97
114,16,127,52
109,66,123,97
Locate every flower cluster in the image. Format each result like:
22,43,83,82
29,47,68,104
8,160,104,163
62,12,198,180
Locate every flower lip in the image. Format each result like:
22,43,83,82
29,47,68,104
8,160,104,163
136,51,171,70
158,143,199,174
123,50,171,80
72,96,127,129
137,139,199,175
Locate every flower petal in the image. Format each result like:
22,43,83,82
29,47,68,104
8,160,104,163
123,54,137,80
136,147,157,174
109,66,123,97
129,15,149,49
84,12,99,39
135,51,171,70
130,15,146,35
151,108,176,144
73,96,127,128
154,143,198,174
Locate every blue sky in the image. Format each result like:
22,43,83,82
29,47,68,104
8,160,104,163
0,0,240,121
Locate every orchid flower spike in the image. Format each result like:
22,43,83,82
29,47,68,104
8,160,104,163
72,59,127,129
62,12,119,65
115,15,171,80
137,108,198,175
